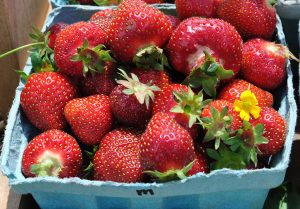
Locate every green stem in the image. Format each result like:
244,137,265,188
0,42,44,59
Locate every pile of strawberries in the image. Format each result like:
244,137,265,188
9,0,296,183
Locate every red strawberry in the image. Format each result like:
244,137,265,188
217,0,276,39
22,130,82,178
89,9,115,33
108,0,172,70
47,22,68,50
141,112,195,181
188,146,209,176
176,0,219,20
110,70,160,127
79,62,117,96
90,9,115,21
54,22,112,77
167,17,242,76
201,100,243,132
167,15,181,30
153,84,209,139
64,95,113,146
20,72,78,131
93,128,143,182
241,39,297,90
218,79,273,107
249,107,287,156
131,68,170,91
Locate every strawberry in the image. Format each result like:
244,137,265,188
89,9,115,33
79,62,117,96
93,128,143,182
20,72,78,131
54,22,113,77
153,84,210,139
249,107,287,156
131,68,170,91
108,0,172,70
241,39,298,90
201,100,243,133
167,15,181,30
176,0,219,20
141,112,195,181
167,17,242,97
109,70,160,127
217,0,276,39
64,95,113,146
218,79,273,107
188,146,209,176
47,22,68,50
22,130,82,178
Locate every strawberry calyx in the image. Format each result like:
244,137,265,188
201,106,233,150
144,161,195,182
266,43,300,62
30,151,63,177
70,40,115,77
133,45,170,71
170,87,212,128
207,144,247,170
183,51,234,98
94,0,121,5
224,121,268,166
117,69,161,109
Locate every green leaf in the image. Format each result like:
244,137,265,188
16,70,29,82
207,149,220,160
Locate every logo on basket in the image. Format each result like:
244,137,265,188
136,189,154,196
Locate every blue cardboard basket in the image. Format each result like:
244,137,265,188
0,5,297,209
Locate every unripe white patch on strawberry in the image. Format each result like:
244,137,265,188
187,46,224,71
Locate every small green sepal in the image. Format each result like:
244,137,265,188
133,45,170,71
183,51,234,98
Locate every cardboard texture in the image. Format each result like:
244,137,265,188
0,5,298,209
276,1,300,19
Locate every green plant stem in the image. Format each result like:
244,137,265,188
0,42,44,59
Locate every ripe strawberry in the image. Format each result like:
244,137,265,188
110,70,160,127
93,128,143,182
141,112,195,181
167,18,242,97
54,22,112,77
131,68,170,90
167,17,242,76
167,15,181,30
20,72,78,131
89,9,115,33
64,95,113,146
201,100,243,132
47,22,68,50
249,107,287,156
217,0,276,39
108,0,172,70
79,62,117,96
153,84,210,139
22,130,82,178
176,0,219,20
218,79,273,107
188,146,209,176
241,39,297,90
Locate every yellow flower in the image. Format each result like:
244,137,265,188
233,90,261,121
